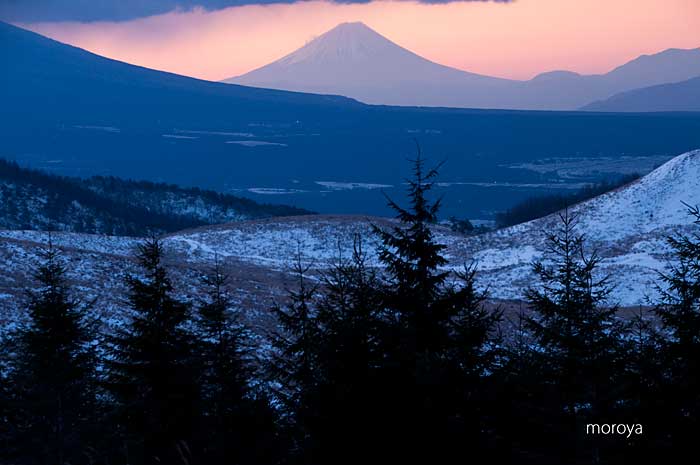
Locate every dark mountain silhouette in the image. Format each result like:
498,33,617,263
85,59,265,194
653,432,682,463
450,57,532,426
0,20,361,130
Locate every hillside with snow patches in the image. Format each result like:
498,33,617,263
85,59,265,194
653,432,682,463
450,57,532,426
1,150,699,327
0,158,310,236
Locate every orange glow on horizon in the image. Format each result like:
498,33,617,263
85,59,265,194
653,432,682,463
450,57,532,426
20,0,700,82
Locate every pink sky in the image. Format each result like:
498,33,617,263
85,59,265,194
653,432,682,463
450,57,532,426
20,0,700,81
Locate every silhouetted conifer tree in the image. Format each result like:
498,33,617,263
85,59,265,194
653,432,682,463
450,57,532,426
1,238,97,465
490,306,548,464
105,237,199,465
195,257,282,465
268,253,321,463
310,237,385,464
616,306,668,462
655,203,700,458
524,210,625,463
372,146,499,463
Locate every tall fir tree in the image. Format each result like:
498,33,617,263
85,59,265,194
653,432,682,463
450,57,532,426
105,237,199,465
1,237,97,465
372,147,499,463
524,210,625,463
655,203,700,458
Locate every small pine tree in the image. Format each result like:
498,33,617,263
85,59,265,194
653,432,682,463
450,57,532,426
524,210,625,462
268,252,321,462
373,148,449,351
491,306,549,463
197,258,249,417
105,237,199,465
2,237,97,465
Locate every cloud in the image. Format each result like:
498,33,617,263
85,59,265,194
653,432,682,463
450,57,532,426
0,0,514,23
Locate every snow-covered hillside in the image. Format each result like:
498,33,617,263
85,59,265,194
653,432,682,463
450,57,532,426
2,150,699,327
163,149,700,306
0,231,291,335
457,149,700,305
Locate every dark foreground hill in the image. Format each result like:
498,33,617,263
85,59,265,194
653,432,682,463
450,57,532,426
0,158,310,236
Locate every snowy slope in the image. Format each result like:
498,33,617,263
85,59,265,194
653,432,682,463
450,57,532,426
165,150,700,306
2,150,699,327
508,149,700,241
0,231,292,335
455,149,700,305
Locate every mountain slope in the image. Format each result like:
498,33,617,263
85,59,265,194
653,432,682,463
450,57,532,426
581,76,700,112
0,158,311,236
227,22,513,108
454,149,700,304
227,23,700,110
0,20,361,129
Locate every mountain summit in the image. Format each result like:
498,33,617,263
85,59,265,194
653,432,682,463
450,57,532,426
226,22,512,107
275,22,421,66
226,22,700,110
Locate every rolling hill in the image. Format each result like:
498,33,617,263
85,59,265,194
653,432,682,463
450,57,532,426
0,158,310,236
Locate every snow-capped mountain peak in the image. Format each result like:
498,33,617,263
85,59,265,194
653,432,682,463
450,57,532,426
225,21,505,101
225,21,700,110
280,22,407,65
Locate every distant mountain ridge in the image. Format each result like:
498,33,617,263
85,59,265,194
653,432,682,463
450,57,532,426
227,22,700,111
582,76,700,112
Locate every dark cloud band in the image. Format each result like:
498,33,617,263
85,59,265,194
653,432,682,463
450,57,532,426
0,0,514,23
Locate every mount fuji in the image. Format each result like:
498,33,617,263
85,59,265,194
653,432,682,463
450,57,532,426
226,22,513,108
226,22,700,111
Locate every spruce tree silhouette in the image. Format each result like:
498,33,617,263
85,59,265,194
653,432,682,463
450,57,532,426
524,210,625,463
372,145,499,463
2,236,98,465
311,236,385,464
655,203,700,459
269,251,321,464
105,237,198,465
194,257,282,465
